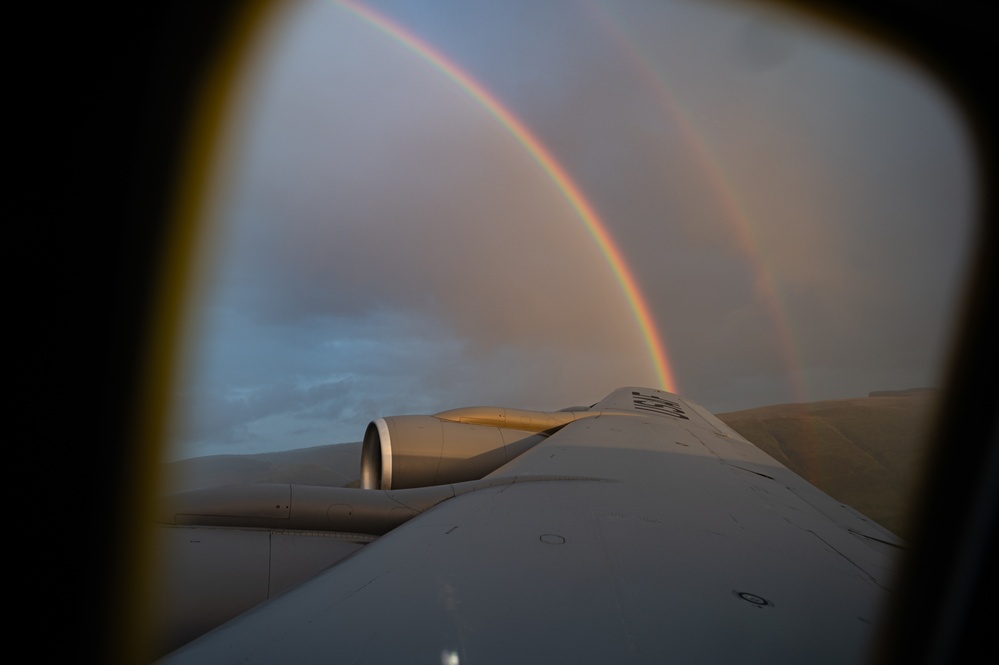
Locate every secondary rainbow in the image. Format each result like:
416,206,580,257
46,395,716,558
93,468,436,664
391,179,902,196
583,0,821,476
336,0,677,392
583,0,807,405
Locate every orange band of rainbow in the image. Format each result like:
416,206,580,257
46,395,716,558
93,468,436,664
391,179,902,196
337,0,677,391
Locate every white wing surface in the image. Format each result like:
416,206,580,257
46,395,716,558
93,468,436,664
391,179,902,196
160,387,901,663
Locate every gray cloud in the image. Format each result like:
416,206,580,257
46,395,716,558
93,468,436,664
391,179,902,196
169,0,975,458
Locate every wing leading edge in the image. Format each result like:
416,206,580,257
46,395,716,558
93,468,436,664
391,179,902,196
159,387,901,663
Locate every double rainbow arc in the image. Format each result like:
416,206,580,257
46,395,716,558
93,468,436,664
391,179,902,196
584,0,807,405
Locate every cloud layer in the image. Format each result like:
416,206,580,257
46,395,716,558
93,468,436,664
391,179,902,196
170,0,975,458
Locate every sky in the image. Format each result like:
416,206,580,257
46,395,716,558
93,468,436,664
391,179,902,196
169,0,976,459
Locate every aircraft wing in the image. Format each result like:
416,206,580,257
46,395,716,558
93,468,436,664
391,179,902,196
159,387,901,663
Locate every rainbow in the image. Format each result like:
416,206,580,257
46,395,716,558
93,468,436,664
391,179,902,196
335,0,677,392
581,0,822,480
582,0,807,405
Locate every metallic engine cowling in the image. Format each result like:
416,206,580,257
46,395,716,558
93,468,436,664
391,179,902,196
360,415,547,490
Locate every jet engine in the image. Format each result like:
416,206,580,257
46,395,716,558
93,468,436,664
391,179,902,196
360,407,593,489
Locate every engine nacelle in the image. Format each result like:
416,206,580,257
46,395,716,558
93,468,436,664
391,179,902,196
360,415,549,490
